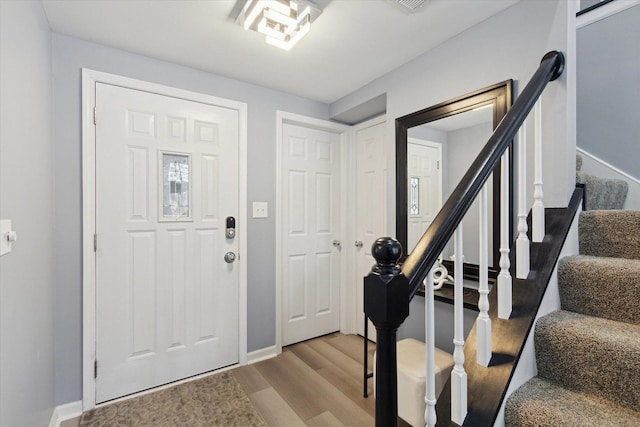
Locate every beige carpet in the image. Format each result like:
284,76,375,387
505,210,640,426
80,371,267,426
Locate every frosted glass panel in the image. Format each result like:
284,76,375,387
161,152,191,220
410,176,419,216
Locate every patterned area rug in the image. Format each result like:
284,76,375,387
80,371,267,426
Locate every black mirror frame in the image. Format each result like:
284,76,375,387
396,80,513,281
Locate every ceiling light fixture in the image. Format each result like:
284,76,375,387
241,0,313,51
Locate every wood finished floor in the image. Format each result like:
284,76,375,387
235,333,409,427
61,333,411,427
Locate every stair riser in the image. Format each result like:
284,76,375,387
534,314,640,411
505,377,640,427
579,211,640,260
576,172,628,211
558,256,640,325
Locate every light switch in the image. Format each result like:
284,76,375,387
0,220,14,256
252,202,268,218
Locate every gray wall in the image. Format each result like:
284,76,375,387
580,0,604,11
51,34,330,405
443,122,493,265
330,0,575,341
0,1,56,426
577,4,640,179
331,0,576,218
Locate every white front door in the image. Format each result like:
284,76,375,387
95,83,240,403
407,138,442,252
355,119,386,340
281,123,341,346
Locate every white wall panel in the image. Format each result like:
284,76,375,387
128,231,157,358
288,255,307,320
168,230,186,350
128,146,149,221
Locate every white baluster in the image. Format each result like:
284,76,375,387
477,184,491,367
516,122,530,279
532,99,545,243
498,148,512,319
424,271,437,427
451,225,467,425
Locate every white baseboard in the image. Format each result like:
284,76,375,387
247,345,279,364
577,147,640,185
49,400,82,427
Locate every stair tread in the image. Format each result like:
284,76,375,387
534,310,640,410
537,309,640,344
559,255,640,325
506,377,640,427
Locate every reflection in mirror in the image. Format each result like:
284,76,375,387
395,80,513,282
407,106,493,266
406,137,441,252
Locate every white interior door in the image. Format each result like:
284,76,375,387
407,138,442,252
95,83,240,403
355,119,386,340
281,123,341,346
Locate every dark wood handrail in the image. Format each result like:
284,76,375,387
402,50,565,299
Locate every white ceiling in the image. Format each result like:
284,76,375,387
41,0,519,104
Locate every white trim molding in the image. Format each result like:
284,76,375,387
49,401,83,427
577,0,640,29
247,345,279,364
275,111,351,353
81,69,248,410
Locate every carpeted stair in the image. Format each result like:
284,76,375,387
576,154,628,210
505,210,640,426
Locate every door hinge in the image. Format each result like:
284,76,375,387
93,107,97,125
437,160,440,170
94,360,97,378
93,233,97,252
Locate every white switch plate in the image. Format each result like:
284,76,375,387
252,202,268,218
0,220,12,256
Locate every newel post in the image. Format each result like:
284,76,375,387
365,237,409,427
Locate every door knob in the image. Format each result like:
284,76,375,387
355,240,363,248
224,252,236,263
332,240,341,248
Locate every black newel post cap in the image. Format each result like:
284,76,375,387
364,237,409,326
371,237,402,276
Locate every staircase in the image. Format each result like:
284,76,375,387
505,210,640,426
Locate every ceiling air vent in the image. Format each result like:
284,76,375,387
387,0,428,13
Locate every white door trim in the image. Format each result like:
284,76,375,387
351,115,386,336
275,111,351,353
82,69,248,410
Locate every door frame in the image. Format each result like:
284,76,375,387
81,69,248,410
275,111,352,353
351,115,386,338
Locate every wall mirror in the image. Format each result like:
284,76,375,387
396,80,513,282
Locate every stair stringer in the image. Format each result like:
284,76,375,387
492,203,580,427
